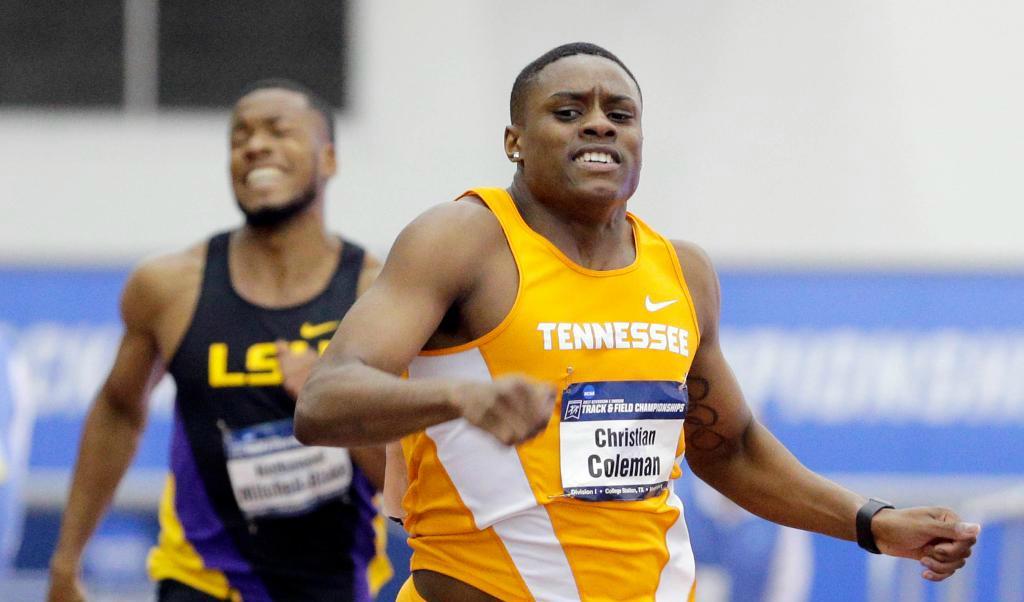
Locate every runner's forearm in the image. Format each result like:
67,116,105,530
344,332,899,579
687,419,863,541
295,360,461,446
51,394,146,569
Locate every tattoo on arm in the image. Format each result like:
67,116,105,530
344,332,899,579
685,375,726,451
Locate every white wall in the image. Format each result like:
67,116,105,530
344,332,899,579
2,0,1022,267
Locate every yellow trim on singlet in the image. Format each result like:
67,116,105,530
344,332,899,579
367,507,395,595
147,476,392,599
147,475,239,601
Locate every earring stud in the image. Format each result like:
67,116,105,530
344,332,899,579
509,151,521,162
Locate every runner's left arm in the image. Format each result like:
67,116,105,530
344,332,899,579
673,240,978,582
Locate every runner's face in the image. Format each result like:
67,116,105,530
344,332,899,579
229,89,332,215
513,55,642,205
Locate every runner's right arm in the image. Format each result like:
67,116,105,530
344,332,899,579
276,253,389,491
295,202,554,448
47,259,182,602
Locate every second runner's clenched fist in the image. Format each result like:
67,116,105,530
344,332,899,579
450,375,556,445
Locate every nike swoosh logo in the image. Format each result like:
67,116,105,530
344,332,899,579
300,320,339,339
645,296,679,312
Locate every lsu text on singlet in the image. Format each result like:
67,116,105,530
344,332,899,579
146,232,391,601
400,188,700,602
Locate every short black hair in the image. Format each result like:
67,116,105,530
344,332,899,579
236,78,336,143
510,42,641,125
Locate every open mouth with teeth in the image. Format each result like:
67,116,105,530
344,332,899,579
245,166,286,188
573,151,619,166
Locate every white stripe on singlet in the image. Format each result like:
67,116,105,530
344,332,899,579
655,460,697,601
409,349,581,601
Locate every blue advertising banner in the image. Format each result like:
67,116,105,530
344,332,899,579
2,266,1022,600
706,272,1024,602
0,267,173,473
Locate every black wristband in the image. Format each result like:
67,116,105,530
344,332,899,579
856,498,894,554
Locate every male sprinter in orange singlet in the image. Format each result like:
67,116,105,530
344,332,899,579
295,44,979,601
48,80,390,602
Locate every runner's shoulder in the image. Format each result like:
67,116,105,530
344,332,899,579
391,198,506,270
669,239,720,336
121,242,206,327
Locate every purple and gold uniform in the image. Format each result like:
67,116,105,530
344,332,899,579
147,232,390,601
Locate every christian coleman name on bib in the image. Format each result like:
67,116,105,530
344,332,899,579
537,322,690,357
590,426,661,478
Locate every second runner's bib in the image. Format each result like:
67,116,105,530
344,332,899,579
221,418,354,519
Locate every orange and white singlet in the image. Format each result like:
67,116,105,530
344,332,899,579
401,188,700,602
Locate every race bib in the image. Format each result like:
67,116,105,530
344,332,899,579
222,419,353,519
559,381,688,502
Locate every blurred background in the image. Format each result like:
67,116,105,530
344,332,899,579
1,1,1022,600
